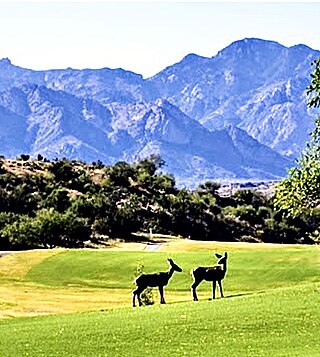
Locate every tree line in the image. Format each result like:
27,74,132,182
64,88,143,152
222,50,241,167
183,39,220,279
0,153,317,250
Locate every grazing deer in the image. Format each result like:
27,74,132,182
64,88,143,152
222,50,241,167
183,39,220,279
191,252,228,301
132,258,182,307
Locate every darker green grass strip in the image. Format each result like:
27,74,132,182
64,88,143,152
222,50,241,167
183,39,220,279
25,249,320,294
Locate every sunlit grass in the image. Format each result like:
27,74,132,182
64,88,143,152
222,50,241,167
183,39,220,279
0,249,61,281
0,242,319,319
160,239,315,252
0,283,134,319
0,241,319,356
0,283,319,356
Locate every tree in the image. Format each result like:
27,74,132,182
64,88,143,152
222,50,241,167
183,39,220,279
48,159,78,183
19,154,30,161
1,214,41,249
307,58,320,108
197,181,220,196
1,209,91,249
0,212,18,249
105,161,134,188
41,187,70,212
274,57,320,216
0,161,6,174
233,189,268,209
135,155,165,177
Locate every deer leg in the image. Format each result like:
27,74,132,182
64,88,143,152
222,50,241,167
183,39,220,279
212,280,216,299
133,287,144,307
191,280,201,301
137,293,142,306
158,286,166,304
218,280,224,298
132,291,136,307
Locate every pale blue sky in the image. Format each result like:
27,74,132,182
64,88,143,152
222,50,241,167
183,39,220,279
1,2,319,78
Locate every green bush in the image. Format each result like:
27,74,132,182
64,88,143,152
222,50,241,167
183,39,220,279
134,261,154,306
48,159,78,183
0,209,91,249
41,187,71,212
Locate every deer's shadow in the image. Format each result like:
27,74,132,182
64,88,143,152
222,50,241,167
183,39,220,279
224,291,266,299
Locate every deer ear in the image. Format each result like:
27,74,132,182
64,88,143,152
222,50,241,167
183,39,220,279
215,253,222,258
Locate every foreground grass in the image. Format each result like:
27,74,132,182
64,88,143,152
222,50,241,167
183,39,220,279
0,283,319,356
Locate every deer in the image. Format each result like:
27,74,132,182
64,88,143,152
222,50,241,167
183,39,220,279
132,258,182,307
190,252,228,301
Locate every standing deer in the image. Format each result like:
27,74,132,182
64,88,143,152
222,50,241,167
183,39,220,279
191,252,228,301
132,258,182,307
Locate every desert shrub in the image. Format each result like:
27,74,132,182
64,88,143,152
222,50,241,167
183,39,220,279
134,261,154,306
2,183,40,215
48,159,78,183
105,161,135,188
19,154,30,161
69,173,97,193
197,181,221,196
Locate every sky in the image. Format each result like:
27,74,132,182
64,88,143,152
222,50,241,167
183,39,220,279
0,1,319,78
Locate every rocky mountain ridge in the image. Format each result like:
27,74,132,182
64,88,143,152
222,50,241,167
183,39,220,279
0,38,319,186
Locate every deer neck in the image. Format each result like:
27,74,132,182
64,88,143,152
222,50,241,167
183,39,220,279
221,261,227,275
167,267,175,280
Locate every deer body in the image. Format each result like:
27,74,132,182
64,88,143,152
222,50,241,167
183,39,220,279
135,271,173,288
132,259,182,307
191,252,228,301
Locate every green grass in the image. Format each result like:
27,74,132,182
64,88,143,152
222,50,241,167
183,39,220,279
25,247,320,295
0,283,319,356
0,242,319,356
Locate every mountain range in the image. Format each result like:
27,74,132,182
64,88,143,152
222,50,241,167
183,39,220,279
0,38,319,186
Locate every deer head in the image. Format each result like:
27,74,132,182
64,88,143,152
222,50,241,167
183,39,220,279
215,252,228,266
167,258,183,272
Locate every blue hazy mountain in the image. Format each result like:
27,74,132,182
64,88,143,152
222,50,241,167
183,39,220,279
0,38,319,185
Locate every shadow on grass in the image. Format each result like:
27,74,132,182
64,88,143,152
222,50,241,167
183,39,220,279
182,291,266,302
224,291,266,299
126,291,268,308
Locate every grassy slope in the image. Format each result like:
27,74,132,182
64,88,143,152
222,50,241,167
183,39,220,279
25,245,320,293
0,283,319,356
0,241,319,356
0,242,319,318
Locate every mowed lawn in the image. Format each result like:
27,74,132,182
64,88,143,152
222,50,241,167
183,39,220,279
0,241,319,356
